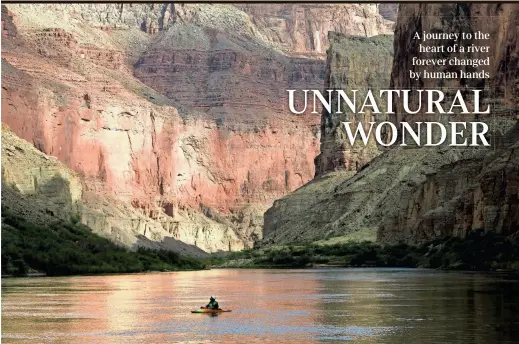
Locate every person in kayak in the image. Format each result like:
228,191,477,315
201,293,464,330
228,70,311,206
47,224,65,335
205,296,219,310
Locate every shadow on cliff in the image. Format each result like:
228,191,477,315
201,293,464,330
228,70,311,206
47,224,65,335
1,174,79,225
1,177,205,275
134,235,209,258
2,175,209,258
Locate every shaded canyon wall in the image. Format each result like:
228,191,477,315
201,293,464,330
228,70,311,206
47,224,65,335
264,3,519,245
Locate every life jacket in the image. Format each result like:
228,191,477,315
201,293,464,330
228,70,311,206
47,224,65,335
206,300,219,309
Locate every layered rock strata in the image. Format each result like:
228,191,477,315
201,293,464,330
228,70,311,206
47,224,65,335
234,3,394,56
1,3,393,251
1,126,210,257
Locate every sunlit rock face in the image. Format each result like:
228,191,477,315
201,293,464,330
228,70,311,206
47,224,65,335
234,3,394,56
2,3,395,252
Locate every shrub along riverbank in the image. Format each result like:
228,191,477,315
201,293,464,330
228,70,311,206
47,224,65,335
3,205,518,276
208,231,519,272
1,210,203,276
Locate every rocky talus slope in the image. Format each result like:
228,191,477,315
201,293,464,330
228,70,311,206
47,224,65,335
264,141,485,244
264,3,519,245
379,124,519,243
1,3,394,252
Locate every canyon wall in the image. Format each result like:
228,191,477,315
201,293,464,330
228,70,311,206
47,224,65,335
1,12,255,252
314,33,393,177
378,124,519,243
390,3,519,124
264,3,519,245
1,55,246,252
1,126,210,257
234,4,393,56
263,32,395,242
1,3,394,252
380,3,519,242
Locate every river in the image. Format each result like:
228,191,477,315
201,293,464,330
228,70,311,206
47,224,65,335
2,268,519,343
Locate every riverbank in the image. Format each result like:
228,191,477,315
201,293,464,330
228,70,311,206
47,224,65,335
206,232,519,272
4,205,519,277
1,209,204,276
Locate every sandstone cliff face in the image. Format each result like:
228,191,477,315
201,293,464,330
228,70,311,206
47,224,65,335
2,3,392,252
1,4,259,252
1,56,246,253
131,4,326,216
264,4,519,245
132,3,393,126
1,127,210,257
2,126,83,221
133,26,326,120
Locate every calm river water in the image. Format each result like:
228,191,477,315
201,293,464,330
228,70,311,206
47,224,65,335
2,268,519,343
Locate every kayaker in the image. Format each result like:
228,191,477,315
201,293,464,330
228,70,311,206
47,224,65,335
205,296,219,310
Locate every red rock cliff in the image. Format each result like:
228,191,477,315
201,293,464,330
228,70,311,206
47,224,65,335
2,4,392,251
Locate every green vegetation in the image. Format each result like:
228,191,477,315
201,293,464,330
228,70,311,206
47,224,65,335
208,231,519,272
3,204,518,276
1,209,203,277
314,228,377,244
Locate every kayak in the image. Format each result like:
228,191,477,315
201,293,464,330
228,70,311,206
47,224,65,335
191,308,232,314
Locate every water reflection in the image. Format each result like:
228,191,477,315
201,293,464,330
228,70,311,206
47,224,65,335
2,269,519,343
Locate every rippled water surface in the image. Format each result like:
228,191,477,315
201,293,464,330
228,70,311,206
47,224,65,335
2,268,519,343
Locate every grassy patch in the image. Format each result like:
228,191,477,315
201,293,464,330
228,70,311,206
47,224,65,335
314,228,377,245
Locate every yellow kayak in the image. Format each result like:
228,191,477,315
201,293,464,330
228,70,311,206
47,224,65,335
191,308,232,314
